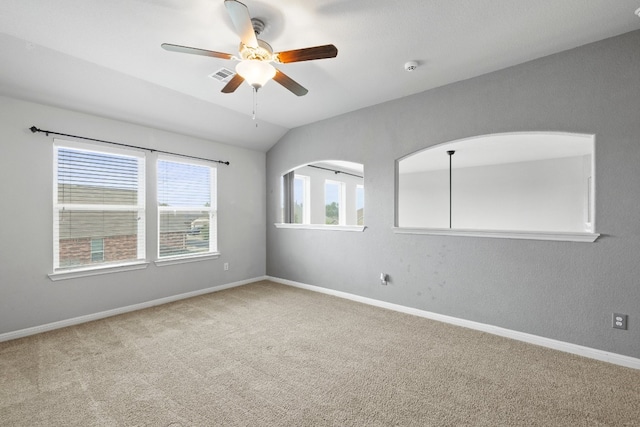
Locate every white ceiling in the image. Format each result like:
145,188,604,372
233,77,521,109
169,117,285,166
0,0,638,152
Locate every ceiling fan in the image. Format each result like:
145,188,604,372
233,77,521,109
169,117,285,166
162,0,338,97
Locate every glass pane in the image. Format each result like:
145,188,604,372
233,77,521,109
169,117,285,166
280,176,285,223
57,148,139,205
158,160,211,208
90,238,104,262
90,238,104,252
57,210,139,268
325,181,341,225
293,177,305,224
356,186,365,226
159,211,211,258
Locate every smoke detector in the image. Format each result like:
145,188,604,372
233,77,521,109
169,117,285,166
404,61,418,72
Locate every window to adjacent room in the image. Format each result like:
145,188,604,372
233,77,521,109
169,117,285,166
278,161,365,231
53,140,146,271
395,132,598,242
157,157,217,259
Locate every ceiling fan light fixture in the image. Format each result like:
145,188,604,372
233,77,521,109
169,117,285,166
236,59,276,89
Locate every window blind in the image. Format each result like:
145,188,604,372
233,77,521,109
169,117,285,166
53,140,146,270
157,157,217,259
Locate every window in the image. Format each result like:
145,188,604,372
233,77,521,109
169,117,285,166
293,174,310,224
356,185,365,226
53,140,145,271
325,180,345,225
90,238,104,262
157,157,217,259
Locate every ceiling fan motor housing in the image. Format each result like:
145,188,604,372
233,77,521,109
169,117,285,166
239,39,273,61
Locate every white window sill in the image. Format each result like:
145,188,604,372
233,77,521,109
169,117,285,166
154,252,220,267
274,223,366,232
392,227,599,242
49,261,150,281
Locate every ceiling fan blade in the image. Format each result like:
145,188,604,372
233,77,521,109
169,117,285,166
224,0,259,49
273,69,308,96
161,43,233,60
275,44,338,64
221,73,245,93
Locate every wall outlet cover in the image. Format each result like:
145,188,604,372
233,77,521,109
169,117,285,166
613,313,628,330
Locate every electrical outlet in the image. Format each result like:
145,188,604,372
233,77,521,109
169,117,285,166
613,313,627,330
224,262,229,271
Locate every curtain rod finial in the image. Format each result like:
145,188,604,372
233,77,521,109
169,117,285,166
29,126,38,133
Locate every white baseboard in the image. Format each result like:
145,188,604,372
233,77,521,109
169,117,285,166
5,275,638,371
267,276,640,370
0,276,268,343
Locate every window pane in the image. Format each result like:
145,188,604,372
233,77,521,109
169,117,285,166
157,158,217,259
57,149,139,205
57,211,139,268
356,185,365,226
293,176,306,224
90,238,104,262
158,160,211,208
280,176,285,223
159,211,211,258
325,181,341,225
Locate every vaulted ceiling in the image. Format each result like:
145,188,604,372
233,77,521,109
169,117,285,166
1,0,638,151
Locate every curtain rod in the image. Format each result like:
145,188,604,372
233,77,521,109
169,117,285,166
29,126,230,165
307,164,363,179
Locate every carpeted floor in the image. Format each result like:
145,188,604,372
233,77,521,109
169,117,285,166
1,280,639,426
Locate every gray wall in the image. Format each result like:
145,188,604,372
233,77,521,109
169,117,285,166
0,96,266,334
266,30,640,358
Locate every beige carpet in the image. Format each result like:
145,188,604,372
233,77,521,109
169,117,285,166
1,280,639,426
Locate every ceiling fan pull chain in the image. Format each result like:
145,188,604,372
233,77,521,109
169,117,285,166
252,87,258,126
